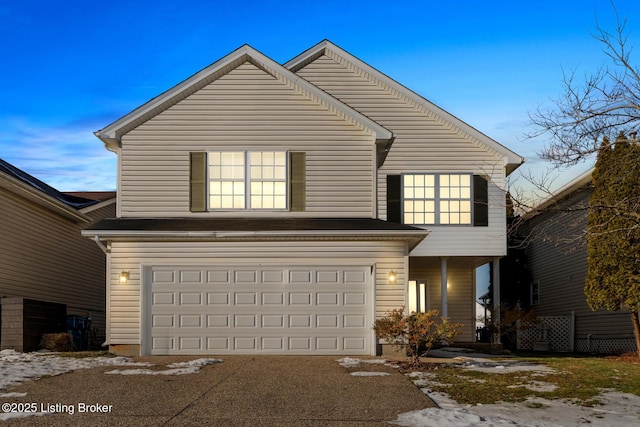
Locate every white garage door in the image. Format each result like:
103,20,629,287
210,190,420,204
146,265,373,355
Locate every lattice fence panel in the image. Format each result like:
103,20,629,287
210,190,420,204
575,338,637,355
517,316,573,352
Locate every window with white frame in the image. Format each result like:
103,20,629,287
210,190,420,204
530,281,540,306
208,151,287,210
403,173,472,225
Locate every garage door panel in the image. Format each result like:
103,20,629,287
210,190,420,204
235,270,259,284
235,292,257,305
289,270,313,284
153,293,174,305
344,315,366,328
180,270,204,284
262,315,284,327
152,314,174,328
289,293,312,305
207,292,230,305
344,292,366,305
207,270,231,284
149,265,371,355
262,292,284,305
235,337,257,350
317,337,338,350
316,270,339,284
179,314,202,327
289,315,312,328
262,337,284,350
289,337,311,350
317,315,339,328
207,315,229,327
317,293,339,305
207,337,229,350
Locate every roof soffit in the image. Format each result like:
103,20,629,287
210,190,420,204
286,40,524,174
96,44,393,151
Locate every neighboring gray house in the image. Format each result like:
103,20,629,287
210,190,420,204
83,41,523,356
520,169,637,354
0,159,115,351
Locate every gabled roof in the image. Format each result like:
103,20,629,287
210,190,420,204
285,40,524,175
95,44,394,153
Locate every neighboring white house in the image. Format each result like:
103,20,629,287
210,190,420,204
83,40,523,356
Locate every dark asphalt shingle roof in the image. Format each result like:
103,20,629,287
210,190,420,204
0,158,99,209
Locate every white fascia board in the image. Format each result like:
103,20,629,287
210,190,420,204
286,40,524,171
95,44,393,148
81,228,429,241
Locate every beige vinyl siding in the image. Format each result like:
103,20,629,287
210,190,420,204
108,240,406,344
524,187,634,342
0,188,112,341
296,54,509,256
119,61,375,218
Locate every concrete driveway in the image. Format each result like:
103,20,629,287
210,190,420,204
2,355,434,426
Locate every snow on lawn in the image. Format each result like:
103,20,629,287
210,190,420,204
337,356,640,426
392,364,640,427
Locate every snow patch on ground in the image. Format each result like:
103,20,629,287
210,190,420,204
105,358,222,376
0,350,222,389
0,350,152,390
397,365,640,427
350,371,390,377
336,357,390,368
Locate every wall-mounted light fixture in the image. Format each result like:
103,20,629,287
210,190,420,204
119,271,129,284
387,270,397,284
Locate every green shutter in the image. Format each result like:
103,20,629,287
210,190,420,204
473,174,488,226
190,152,207,212
387,175,402,223
289,152,306,212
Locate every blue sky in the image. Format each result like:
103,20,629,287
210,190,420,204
0,0,638,191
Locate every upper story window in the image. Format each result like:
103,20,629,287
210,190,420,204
386,173,488,226
403,173,472,225
208,151,287,210
189,151,305,213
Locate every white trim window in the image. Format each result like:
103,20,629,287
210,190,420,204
208,151,287,210
530,281,540,306
403,173,472,225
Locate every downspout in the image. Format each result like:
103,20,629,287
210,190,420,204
90,236,111,347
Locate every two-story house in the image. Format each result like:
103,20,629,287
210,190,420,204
83,41,523,356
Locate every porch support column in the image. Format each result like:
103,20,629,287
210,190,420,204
440,257,448,317
492,256,501,344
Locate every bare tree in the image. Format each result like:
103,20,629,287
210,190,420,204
509,8,640,356
528,9,640,166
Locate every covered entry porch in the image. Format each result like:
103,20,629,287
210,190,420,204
407,256,501,343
